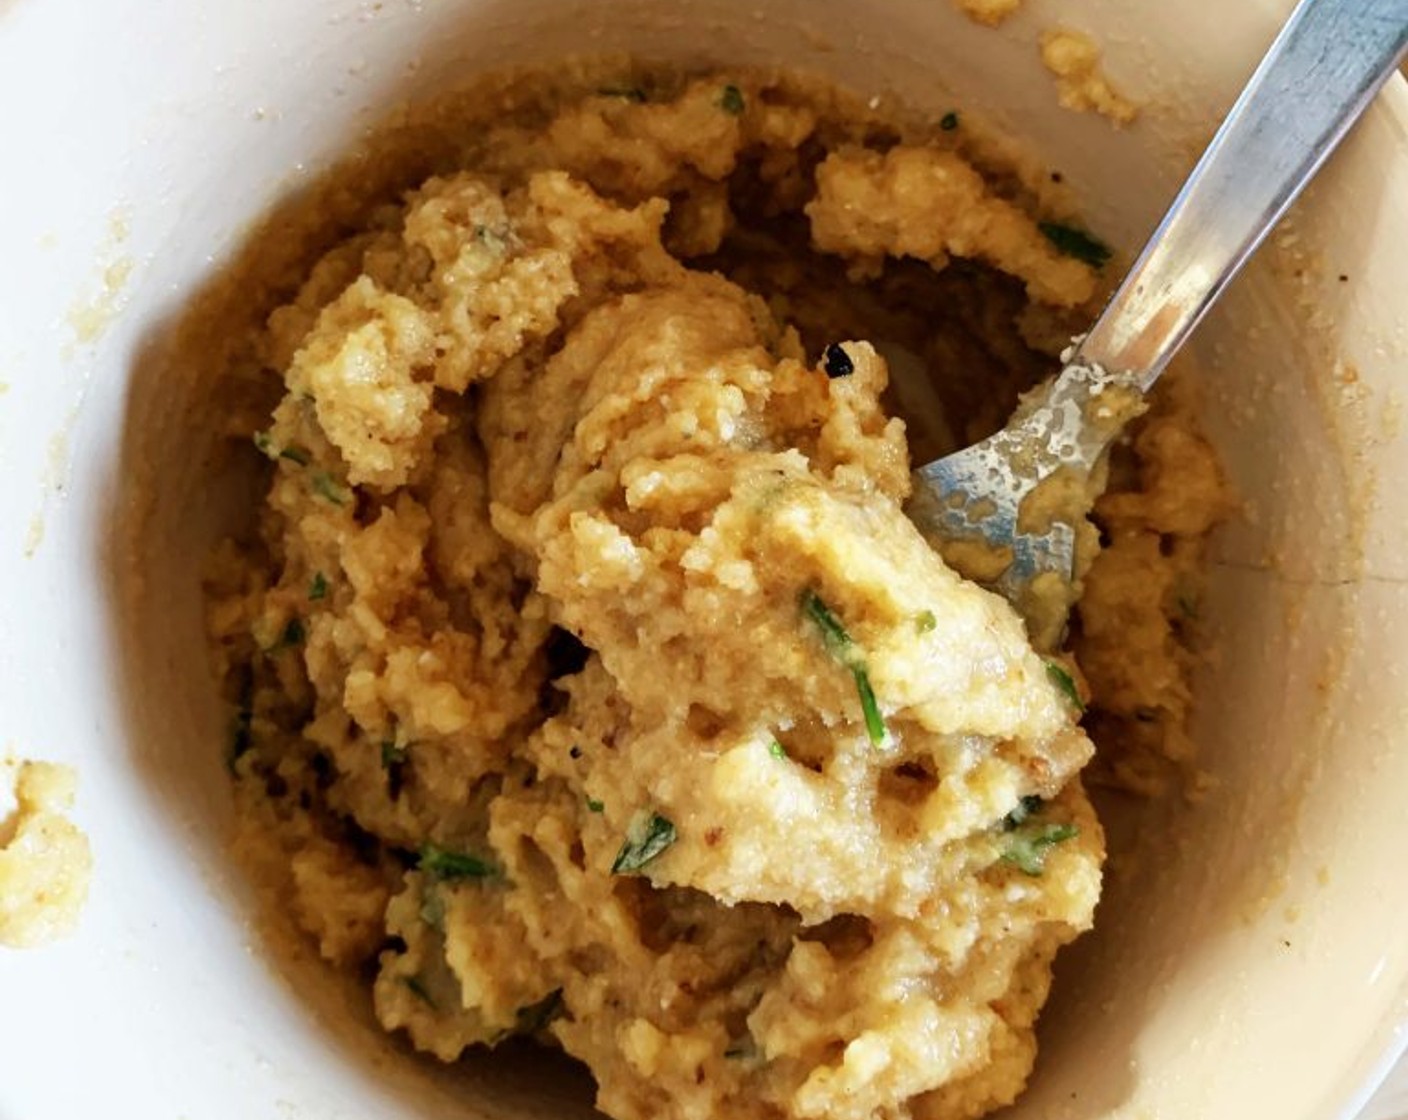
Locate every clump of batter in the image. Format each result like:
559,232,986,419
1040,29,1140,126
0,760,92,948
205,69,1221,1120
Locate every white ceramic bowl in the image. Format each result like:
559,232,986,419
2,2,1406,1118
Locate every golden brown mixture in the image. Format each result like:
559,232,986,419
953,0,1023,28
1040,29,1140,127
205,69,1221,1120
0,760,92,948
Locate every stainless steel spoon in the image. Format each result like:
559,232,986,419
905,0,1408,648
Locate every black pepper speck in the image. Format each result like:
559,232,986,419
822,343,854,379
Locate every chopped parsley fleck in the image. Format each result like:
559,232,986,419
252,431,311,465
1003,794,1044,831
1002,822,1079,876
1176,591,1199,620
402,975,437,1009
822,342,855,379
515,989,564,1035
598,85,647,102
310,470,350,506
586,798,605,814
611,811,677,874
768,739,787,761
266,617,304,654
264,617,308,653
1038,221,1112,268
915,610,937,634
853,671,885,746
801,590,887,746
940,110,960,131
308,571,329,601
719,84,746,115
381,739,407,768
1044,661,1085,712
419,842,496,881
801,589,853,657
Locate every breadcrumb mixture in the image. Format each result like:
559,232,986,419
953,0,1023,28
1040,29,1140,127
0,760,92,948
205,68,1221,1120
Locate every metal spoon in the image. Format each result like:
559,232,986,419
905,0,1408,648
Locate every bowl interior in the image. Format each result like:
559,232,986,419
1,1,1407,1117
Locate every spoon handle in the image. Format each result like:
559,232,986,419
1077,0,1408,389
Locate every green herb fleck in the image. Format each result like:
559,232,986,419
802,589,855,662
768,739,787,761
801,590,887,746
1039,221,1112,268
598,85,647,102
310,470,350,506
1176,591,1199,620
419,842,496,881
515,989,564,1035
586,798,605,814
1003,794,1044,831
915,610,937,634
822,342,854,379
252,431,311,465
266,617,305,654
719,84,746,115
940,110,960,131
611,812,677,874
402,975,437,1009
381,739,408,768
308,572,329,601
1002,822,1079,876
853,670,885,746
1044,661,1085,712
